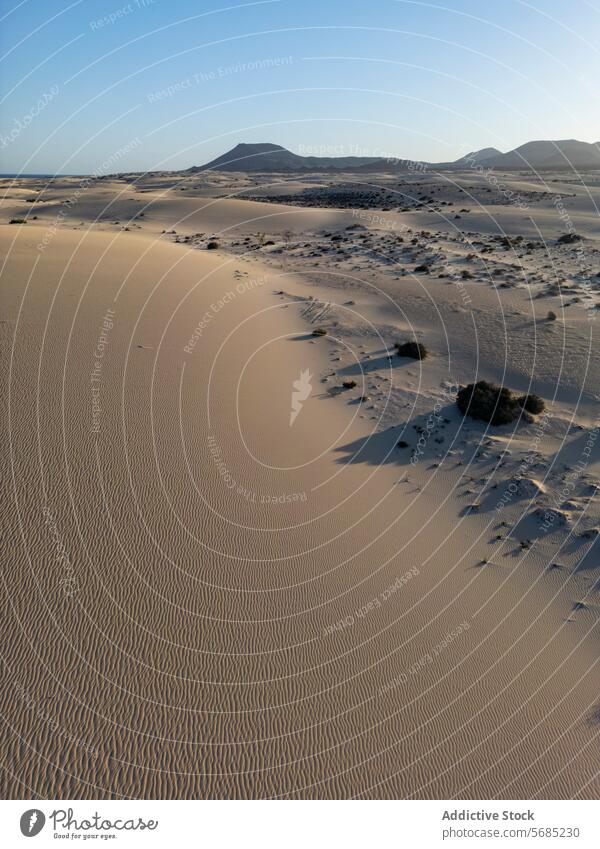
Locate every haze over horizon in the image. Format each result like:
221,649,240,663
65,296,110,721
1,0,600,175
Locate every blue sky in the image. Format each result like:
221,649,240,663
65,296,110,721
1,0,599,174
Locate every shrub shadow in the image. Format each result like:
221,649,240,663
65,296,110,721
334,403,457,468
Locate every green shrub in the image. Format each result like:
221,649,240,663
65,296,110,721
457,381,545,425
518,393,545,415
395,341,428,360
457,381,514,425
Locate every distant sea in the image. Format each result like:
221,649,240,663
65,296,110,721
0,173,82,178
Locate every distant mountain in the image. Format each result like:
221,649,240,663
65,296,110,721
189,140,600,173
190,142,381,172
353,148,503,172
190,143,303,172
481,139,600,170
451,147,503,166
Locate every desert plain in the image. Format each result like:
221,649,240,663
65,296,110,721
1,164,600,798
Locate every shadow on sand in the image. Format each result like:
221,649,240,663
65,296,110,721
333,403,457,468
335,349,426,378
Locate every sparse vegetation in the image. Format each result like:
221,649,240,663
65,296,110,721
502,235,524,247
395,341,429,360
519,393,545,415
557,233,582,244
456,380,545,425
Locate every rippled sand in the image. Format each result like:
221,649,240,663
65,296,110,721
1,178,600,798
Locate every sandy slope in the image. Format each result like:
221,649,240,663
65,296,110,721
1,186,600,799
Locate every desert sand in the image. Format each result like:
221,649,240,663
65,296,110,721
1,167,600,799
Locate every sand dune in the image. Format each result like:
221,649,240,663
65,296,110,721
1,174,600,798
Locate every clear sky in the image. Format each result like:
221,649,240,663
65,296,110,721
1,0,599,174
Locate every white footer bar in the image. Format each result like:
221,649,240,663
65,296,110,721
0,800,597,848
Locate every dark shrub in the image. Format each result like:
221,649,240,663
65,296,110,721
342,380,357,389
457,381,545,425
312,327,327,336
457,381,519,425
206,240,219,249
497,235,523,250
395,341,428,360
557,233,582,244
9,218,26,224
547,310,557,321
518,393,545,415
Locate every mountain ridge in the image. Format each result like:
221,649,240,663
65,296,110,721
191,139,600,173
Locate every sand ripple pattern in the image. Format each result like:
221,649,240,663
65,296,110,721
1,214,599,801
